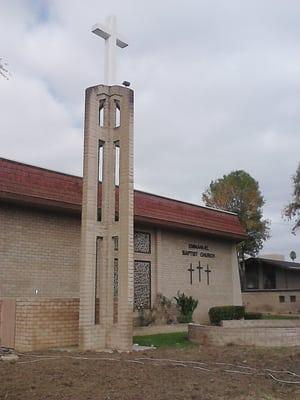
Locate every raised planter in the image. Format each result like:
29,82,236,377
221,319,300,328
188,320,300,347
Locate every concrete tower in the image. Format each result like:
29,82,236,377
79,84,134,350
79,16,133,350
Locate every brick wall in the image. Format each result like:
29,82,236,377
14,298,79,351
243,291,300,314
0,298,16,348
188,323,300,347
0,204,80,298
0,203,241,341
158,230,242,322
221,319,300,328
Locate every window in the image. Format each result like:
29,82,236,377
279,295,285,303
114,142,120,222
97,142,104,221
114,100,121,128
98,99,105,127
95,236,102,324
245,264,259,289
263,265,276,289
290,295,296,303
113,258,118,323
134,231,151,254
134,261,151,310
113,236,119,251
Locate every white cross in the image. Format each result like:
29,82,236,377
92,16,128,86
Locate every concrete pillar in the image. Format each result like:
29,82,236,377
79,85,134,350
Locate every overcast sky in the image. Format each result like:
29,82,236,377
1,0,300,259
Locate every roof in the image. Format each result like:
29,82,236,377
245,257,300,271
0,157,247,241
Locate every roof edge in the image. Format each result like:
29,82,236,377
0,157,238,218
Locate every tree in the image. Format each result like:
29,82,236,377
290,250,297,262
202,170,270,266
283,163,300,234
0,58,9,80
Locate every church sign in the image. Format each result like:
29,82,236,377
182,244,215,285
182,243,216,258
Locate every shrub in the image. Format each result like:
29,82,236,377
174,291,198,323
209,305,245,326
151,293,178,325
244,312,263,320
137,306,153,327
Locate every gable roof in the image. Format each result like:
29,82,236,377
0,157,247,241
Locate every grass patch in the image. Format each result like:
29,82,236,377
133,332,194,348
263,314,300,320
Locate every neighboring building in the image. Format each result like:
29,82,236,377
243,257,300,314
0,157,246,350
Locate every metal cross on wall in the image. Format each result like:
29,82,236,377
92,15,128,85
197,261,203,282
188,263,194,285
205,265,212,285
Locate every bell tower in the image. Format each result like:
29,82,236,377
79,17,134,351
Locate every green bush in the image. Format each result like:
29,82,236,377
209,305,245,326
244,312,263,320
174,291,198,323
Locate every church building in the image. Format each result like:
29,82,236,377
0,157,246,350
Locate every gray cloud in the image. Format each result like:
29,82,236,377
1,0,300,259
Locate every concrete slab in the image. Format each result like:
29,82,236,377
132,344,156,351
1,353,19,362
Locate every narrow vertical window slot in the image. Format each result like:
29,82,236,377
115,100,121,128
98,144,104,182
99,99,105,127
113,257,119,323
113,236,119,251
97,141,104,221
115,143,120,186
114,141,120,221
95,236,102,325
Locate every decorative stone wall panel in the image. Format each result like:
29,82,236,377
134,231,151,254
113,258,118,323
134,261,151,310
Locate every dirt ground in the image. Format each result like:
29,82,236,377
1,345,300,400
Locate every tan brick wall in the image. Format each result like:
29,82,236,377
158,230,242,323
132,226,242,323
243,291,300,314
0,205,241,328
221,319,300,328
0,204,80,298
188,323,300,347
0,208,158,305
0,298,16,348
14,298,79,351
